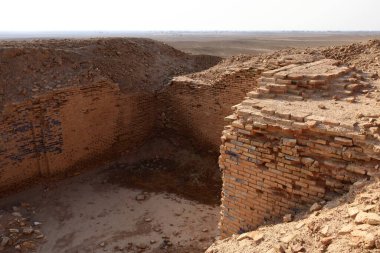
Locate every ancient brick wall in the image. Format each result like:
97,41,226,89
0,80,156,190
161,54,321,152
0,64,259,190
1,54,358,201
160,68,260,151
219,120,379,237
218,60,380,237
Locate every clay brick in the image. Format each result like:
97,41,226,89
218,60,380,238
334,136,353,146
284,155,301,162
284,173,300,181
295,180,308,188
282,138,297,147
346,164,367,175
323,159,347,169
275,111,291,119
261,107,275,115
232,120,244,128
253,121,268,129
225,142,236,148
308,185,325,194
251,140,265,148
245,124,253,131
290,112,310,122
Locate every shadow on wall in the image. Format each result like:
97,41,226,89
0,50,262,195
0,80,157,191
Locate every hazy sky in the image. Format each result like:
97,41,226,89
1,0,380,31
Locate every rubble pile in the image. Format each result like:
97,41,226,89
207,178,380,253
0,203,44,252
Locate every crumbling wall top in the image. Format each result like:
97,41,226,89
228,59,380,158
173,54,323,86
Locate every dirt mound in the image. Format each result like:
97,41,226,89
314,39,380,75
0,38,221,107
179,52,323,85
206,176,380,253
181,40,380,86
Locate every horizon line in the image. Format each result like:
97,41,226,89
1,30,380,33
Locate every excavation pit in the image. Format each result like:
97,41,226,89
0,135,222,253
2,38,380,253
0,38,224,253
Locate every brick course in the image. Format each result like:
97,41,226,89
219,60,380,237
160,68,260,151
0,80,156,190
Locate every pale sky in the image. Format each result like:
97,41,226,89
1,0,380,31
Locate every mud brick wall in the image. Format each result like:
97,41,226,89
219,100,380,238
218,59,380,237
160,54,321,151
0,80,156,190
219,116,380,237
160,68,261,151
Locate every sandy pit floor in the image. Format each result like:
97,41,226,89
0,165,220,253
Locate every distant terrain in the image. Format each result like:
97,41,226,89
2,31,380,57
149,31,380,57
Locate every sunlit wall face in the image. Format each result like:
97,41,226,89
0,0,379,32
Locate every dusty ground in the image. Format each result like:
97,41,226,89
0,135,221,253
0,164,220,253
107,136,222,206
148,32,380,57
206,177,380,253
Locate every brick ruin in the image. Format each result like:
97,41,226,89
0,78,157,189
160,54,320,151
219,59,380,237
1,39,380,244
0,47,322,191
0,38,222,192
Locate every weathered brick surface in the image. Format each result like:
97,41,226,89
219,60,380,238
0,80,156,190
161,69,260,151
160,54,321,151
0,38,221,191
